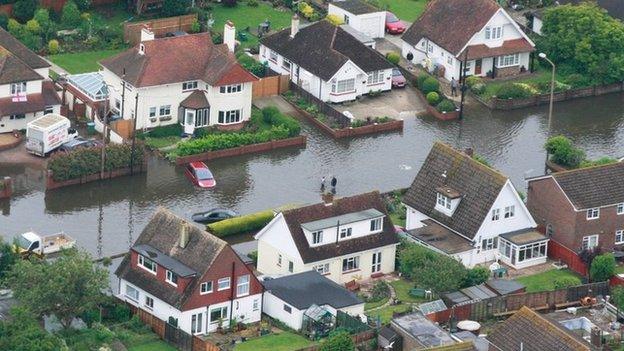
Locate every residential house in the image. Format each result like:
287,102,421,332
0,28,61,134
259,18,393,103
401,0,535,81
100,23,257,134
402,142,548,269
115,208,263,336
530,0,624,35
486,307,593,351
254,191,399,285
327,0,386,39
527,162,624,256
261,270,364,330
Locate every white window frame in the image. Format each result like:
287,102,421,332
617,230,624,245
339,227,352,239
277,254,282,267
342,256,360,273
283,304,292,313
159,105,171,116
332,78,356,94
485,26,502,40
587,208,600,220
125,284,139,301
281,59,291,71
372,251,382,273
144,295,154,309
218,109,242,124
182,81,198,91
367,71,384,85
200,281,213,295
491,208,500,221
149,106,157,118
370,218,382,232
288,261,294,273
219,84,243,94
436,193,452,210
191,312,203,335
165,270,178,286
481,237,497,251
10,81,27,95
312,230,323,244
236,275,250,297
504,205,515,219
314,263,330,274
517,241,548,263
218,277,231,291
582,235,599,250
209,306,228,325
618,203,624,215
138,254,157,275
495,54,519,68
253,298,259,311
269,50,278,62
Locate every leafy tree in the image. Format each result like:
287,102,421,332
48,39,60,54
61,1,82,27
399,243,467,293
0,13,8,30
3,248,109,329
462,266,490,287
590,253,616,282
0,306,65,351
25,19,40,33
34,9,54,42
319,330,355,351
162,0,190,16
553,276,581,290
0,239,19,280
12,0,38,23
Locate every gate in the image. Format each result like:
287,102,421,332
164,322,194,351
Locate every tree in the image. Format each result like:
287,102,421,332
61,1,82,27
590,253,616,282
162,0,190,16
73,0,92,11
34,9,54,42
3,248,109,329
462,266,490,287
326,14,344,26
0,13,8,30
12,0,38,23
0,239,19,280
399,243,467,293
0,307,65,351
319,330,355,351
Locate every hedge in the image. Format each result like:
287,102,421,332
47,144,145,182
207,209,275,237
137,124,182,139
262,106,301,137
437,99,456,113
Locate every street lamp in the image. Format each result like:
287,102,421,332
538,52,556,130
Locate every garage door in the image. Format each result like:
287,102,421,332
360,16,383,38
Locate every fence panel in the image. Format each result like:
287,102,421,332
164,322,193,351
289,82,351,128
124,14,198,45
548,240,588,276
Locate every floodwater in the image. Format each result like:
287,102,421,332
1,94,624,258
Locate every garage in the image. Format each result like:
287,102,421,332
328,0,386,38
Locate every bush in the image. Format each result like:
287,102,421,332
326,14,343,25
471,82,486,95
399,242,467,292
162,0,190,15
223,0,237,7
564,73,592,88
436,99,456,113
25,19,40,33
421,77,440,94
386,52,400,65
416,73,429,89
319,330,354,351
207,210,274,237
590,253,616,282
261,106,301,137
61,1,82,27
12,0,37,23
298,2,315,19
138,124,182,139
175,127,292,156
47,39,60,54
0,13,7,30
425,91,440,105
465,76,483,88
495,82,535,99
190,19,200,33
370,281,390,301
237,53,267,77
544,135,585,168
463,266,490,287
553,276,581,290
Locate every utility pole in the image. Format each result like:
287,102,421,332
458,48,469,120
130,93,139,175
120,68,126,120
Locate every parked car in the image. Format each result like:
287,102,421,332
57,137,103,153
185,162,216,188
192,208,238,224
385,12,406,34
391,68,406,88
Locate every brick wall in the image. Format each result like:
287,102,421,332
573,205,624,252
496,66,521,78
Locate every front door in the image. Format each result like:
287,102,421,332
474,59,482,75
184,109,196,135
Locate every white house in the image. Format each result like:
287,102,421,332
401,0,535,81
402,142,548,269
115,208,263,336
254,191,399,285
100,23,257,134
259,18,393,103
328,0,386,39
262,271,364,330
0,28,61,134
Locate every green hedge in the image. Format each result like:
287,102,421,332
137,124,182,139
47,144,145,182
436,99,456,113
207,209,275,237
262,106,301,137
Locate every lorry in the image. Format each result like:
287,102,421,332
14,231,76,258
26,114,78,156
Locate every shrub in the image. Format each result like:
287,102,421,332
590,253,616,282
190,19,200,33
25,19,40,33
298,2,315,19
564,73,592,88
0,13,7,30
320,330,354,351
536,80,570,93
580,156,618,168
138,124,182,139
416,73,429,89
175,126,291,156
223,0,237,7
261,106,301,137
370,281,390,301
386,52,400,65
425,91,440,105
553,276,581,290
471,82,486,95
325,14,343,25
162,0,190,15
494,82,535,99
399,242,467,292
462,266,490,287
436,99,456,113
421,77,440,94
207,210,274,237
465,76,483,88
544,135,585,169
61,1,82,27
12,0,38,23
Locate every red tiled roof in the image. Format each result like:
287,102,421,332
180,90,210,109
459,38,535,60
100,33,257,88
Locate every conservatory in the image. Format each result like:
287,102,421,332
64,72,109,120
498,229,549,269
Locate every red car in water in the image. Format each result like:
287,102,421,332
385,12,406,34
185,162,216,188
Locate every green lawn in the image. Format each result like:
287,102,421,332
365,296,389,310
48,49,125,74
144,136,181,150
378,0,427,21
367,304,412,325
127,341,177,351
516,269,582,293
234,332,315,351
390,279,425,304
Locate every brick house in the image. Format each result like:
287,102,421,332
527,162,624,255
115,208,263,336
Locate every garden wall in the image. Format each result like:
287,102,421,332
174,135,307,165
548,240,588,276
124,14,198,45
252,74,290,98
289,82,351,128
45,161,147,190
0,134,22,151
0,177,12,200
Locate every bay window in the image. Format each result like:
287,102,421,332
332,78,355,94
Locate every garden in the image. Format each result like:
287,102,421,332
544,135,617,170
515,269,582,293
414,72,458,118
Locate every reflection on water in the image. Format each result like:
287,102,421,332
1,93,624,258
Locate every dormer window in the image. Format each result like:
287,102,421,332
437,193,452,210
370,218,382,231
312,230,323,244
435,186,461,216
340,227,352,239
182,81,198,91
138,254,157,274
166,270,178,286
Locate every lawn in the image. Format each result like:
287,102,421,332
616,265,624,275
378,0,427,21
367,304,412,325
365,296,389,310
390,279,425,304
516,269,582,293
234,332,315,351
127,341,177,351
48,49,125,74
144,136,181,150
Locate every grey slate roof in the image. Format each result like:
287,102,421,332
262,271,363,310
403,142,508,240
301,208,383,232
133,244,196,277
330,0,382,15
260,20,393,81
551,161,624,209
0,53,42,84
485,279,525,296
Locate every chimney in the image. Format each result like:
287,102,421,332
179,223,190,249
224,20,236,52
290,14,299,38
464,148,474,157
322,192,334,206
140,25,154,42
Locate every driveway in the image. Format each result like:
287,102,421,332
334,85,426,120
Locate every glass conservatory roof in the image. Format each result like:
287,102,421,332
67,72,109,101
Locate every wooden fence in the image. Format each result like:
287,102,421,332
124,14,198,45
253,74,290,98
294,329,376,351
548,240,588,276
289,82,351,128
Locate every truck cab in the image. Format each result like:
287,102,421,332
15,231,44,255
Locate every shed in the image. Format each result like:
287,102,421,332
328,0,386,38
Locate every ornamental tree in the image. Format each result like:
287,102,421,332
399,243,467,293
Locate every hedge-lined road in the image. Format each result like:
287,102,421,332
2,92,624,258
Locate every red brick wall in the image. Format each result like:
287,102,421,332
573,205,624,252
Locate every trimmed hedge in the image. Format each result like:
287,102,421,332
47,144,145,182
386,52,400,65
137,124,182,139
207,209,275,237
262,106,301,137
421,77,440,94
495,83,536,99
436,99,456,113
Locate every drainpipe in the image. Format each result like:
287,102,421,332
229,261,235,328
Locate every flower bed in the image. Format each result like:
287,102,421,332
413,73,459,120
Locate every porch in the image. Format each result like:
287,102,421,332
459,39,534,79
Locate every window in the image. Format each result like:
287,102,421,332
427,44,433,53
138,255,157,274
587,208,600,220
447,56,453,65
436,193,452,210
546,224,554,237
269,50,278,62
344,14,349,24
144,296,154,309
332,78,355,94
277,254,282,267
367,71,384,85
10,82,27,95
464,60,472,72
159,105,171,116
283,304,292,313
495,54,519,68
219,84,243,93
114,99,121,112
312,230,323,244
149,107,157,118
253,299,259,311
339,227,352,239
517,241,547,263
194,108,209,127
209,306,228,324
618,203,624,215
9,114,25,120
166,270,178,286
491,208,500,221
218,109,241,124
342,256,360,272
125,284,139,301
370,218,382,231
314,263,330,274
372,252,382,273
44,106,54,114
218,277,231,291
182,81,198,91
282,59,291,71
582,235,599,250
237,275,250,297
499,239,512,258
616,230,624,245
200,281,213,294
191,313,203,334
481,237,498,251
485,26,502,39
288,261,294,273
504,205,515,219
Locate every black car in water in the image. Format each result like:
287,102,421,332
191,208,237,224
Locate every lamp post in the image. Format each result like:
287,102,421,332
538,52,556,130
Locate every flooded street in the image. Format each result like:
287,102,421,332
1,94,624,258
